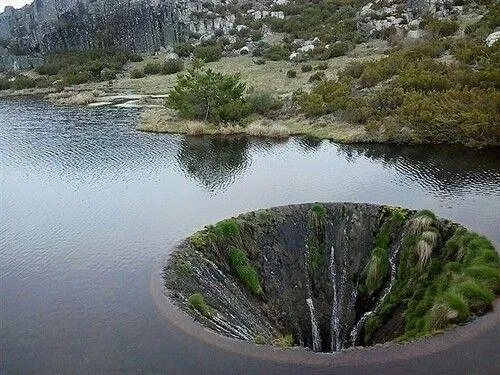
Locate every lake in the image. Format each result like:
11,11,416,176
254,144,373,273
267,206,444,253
1,100,499,373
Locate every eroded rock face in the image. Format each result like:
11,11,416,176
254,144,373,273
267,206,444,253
165,203,397,351
0,0,236,55
164,203,499,352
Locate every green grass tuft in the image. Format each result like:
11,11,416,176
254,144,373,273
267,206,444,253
228,247,262,295
253,334,267,345
273,334,294,348
364,246,389,295
188,293,213,318
213,219,240,239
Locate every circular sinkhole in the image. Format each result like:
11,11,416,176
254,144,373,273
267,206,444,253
163,203,499,353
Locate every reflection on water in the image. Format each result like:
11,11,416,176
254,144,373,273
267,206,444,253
176,136,250,192
336,144,500,198
1,99,499,374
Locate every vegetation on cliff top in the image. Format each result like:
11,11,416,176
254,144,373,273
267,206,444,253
363,210,500,344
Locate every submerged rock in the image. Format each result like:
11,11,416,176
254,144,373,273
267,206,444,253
163,203,499,352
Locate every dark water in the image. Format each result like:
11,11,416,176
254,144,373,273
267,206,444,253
1,100,499,374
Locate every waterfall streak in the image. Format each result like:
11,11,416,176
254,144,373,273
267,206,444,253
329,245,341,351
304,249,322,351
306,298,322,352
350,238,403,345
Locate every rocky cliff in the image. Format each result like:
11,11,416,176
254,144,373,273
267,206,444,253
0,0,240,55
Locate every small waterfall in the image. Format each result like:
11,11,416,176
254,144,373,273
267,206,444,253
350,238,402,346
304,247,322,351
306,298,322,352
329,245,342,351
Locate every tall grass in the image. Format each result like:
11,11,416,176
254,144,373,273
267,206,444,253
228,247,262,296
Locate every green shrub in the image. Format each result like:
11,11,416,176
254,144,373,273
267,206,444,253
174,43,195,57
35,49,138,83
144,62,163,75
130,68,145,79
253,335,267,345
62,69,94,85
162,59,184,75
188,293,213,318
424,18,459,37
314,62,328,71
341,61,364,79
9,75,38,90
100,68,117,81
273,334,294,348
442,291,469,321
262,44,290,61
0,78,10,90
166,67,249,123
194,44,223,62
309,71,325,83
246,90,283,115
327,42,349,57
228,247,262,295
301,64,312,72
287,69,297,78
298,80,353,117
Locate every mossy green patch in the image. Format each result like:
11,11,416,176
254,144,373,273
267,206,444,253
228,247,263,296
188,293,213,318
273,334,294,348
253,334,267,345
365,214,499,344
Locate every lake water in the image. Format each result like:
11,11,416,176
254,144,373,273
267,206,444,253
1,100,499,373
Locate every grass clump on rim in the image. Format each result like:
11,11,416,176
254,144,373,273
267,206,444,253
273,334,294,348
188,293,213,318
213,219,240,239
363,247,389,295
308,203,326,230
253,334,267,345
228,247,262,296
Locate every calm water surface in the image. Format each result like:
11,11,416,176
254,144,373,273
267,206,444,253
1,100,499,374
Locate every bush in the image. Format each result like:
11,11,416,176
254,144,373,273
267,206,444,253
424,18,459,37
188,293,212,318
287,69,297,78
62,69,94,85
273,334,294,348
253,335,267,345
166,67,249,123
246,90,283,115
162,59,184,75
0,78,10,90
174,43,195,57
143,62,163,75
194,44,223,62
35,49,138,83
100,68,117,81
301,64,312,72
228,247,263,295
298,80,352,117
309,71,325,83
314,62,328,71
130,69,145,79
263,44,290,61
327,42,349,57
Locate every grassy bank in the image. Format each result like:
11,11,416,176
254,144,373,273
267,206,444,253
138,107,368,142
